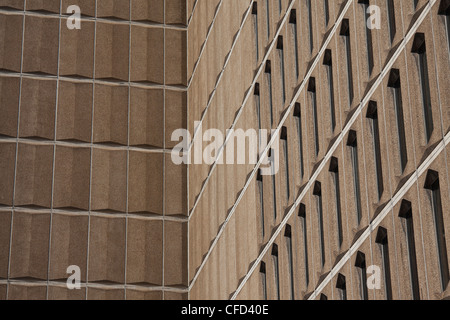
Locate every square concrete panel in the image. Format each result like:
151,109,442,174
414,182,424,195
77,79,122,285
129,86,164,148
56,80,93,143
0,211,12,279
126,218,163,285
8,284,47,300
131,0,164,23
48,286,86,300
26,0,61,13
91,148,127,213
9,211,50,280
0,142,16,206
0,76,20,138
97,0,130,20
128,151,163,215
0,13,23,72
166,0,187,26
126,289,163,300
165,89,187,148
130,25,164,84
49,213,88,281
59,19,95,78
22,15,59,75
14,143,54,208
164,221,188,287
88,216,126,284
19,77,57,140
93,83,128,145
53,146,91,210
87,287,124,300
165,28,187,86
95,22,129,81
164,291,188,300
165,158,187,217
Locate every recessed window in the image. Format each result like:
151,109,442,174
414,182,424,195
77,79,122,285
285,225,295,300
424,170,449,292
307,0,314,53
340,19,354,106
359,0,374,75
289,10,299,79
366,101,384,201
336,274,347,300
387,0,396,44
388,69,408,174
323,49,336,132
265,61,274,127
269,148,277,221
376,227,393,300
260,262,267,300
399,200,420,300
272,244,280,300
347,130,362,225
324,0,330,26
299,204,309,286
257,170,265,238
308,78,320,157
294,103,304,179
438,0,450,60
281,127,290,202
412,33,434,143
355,251,369,300
252,2,259,62
329,157,343,248
313,181,325,268
277,36,286,105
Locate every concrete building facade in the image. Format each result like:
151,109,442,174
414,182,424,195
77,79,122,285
0,0,449,300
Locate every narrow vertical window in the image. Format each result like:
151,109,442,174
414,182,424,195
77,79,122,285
323,49,336,131
376,227,393,300
359,0,374,75
281,126,290,202
399,200,420,300
366,101,384,201
438,1,450,59
289,10,299,79
299,204,309,286
387,0,396,44
388,69,408,173
270,148,277,221
340,19,354,106
254,83,261,133
412,33,434,143
266,0,270,39
285,225,295,300
294,103,304,179
308,78,320,157
252,2,259,62
424,170,449,292
329,157,343,248
265,61,274,126
277,36,286,105
355,251,369,300
320,294,328,300
260,262,267,300
414,0,418,9
272,244,280,300
336,274,347,300
347,130,362,225
324,0,330,26
257,170,265,238
278,0,282,14
313,181,325,267
307,0,314,53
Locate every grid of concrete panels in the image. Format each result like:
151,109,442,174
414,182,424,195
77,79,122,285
0,0,193,300
188,0,449,300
